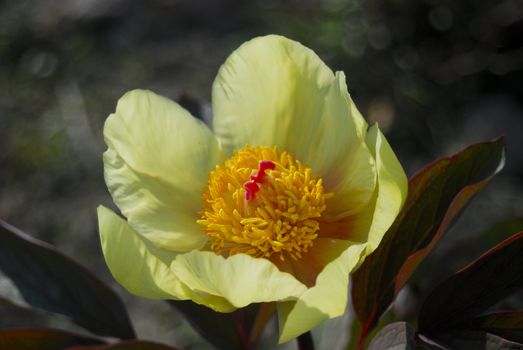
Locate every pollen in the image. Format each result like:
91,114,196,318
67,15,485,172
197,145,333,261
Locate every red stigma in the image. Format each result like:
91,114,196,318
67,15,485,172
244,181,259,200
244,160,276,200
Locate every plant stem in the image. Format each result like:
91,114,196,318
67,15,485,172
297,331,315,350
234,309,250,350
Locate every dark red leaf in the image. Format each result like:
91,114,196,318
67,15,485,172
69,339,179,350
455,311,523,344
431,330,523,350
0,296,53,328
352,138,505,339
0,219,135,339
0,328,102,350
367,322,439,350
419,231,523,333
168,301,258,350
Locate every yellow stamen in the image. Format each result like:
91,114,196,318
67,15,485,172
197,145,332,261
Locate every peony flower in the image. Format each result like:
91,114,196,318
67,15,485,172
98,35,407,343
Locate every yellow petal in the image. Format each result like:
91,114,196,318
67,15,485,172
321,141,377,221
277,242,367,343
171,251,307,308
103,149,205,252
364,124,408,252
213,36,376,216
307,71,368,178
98,206,235,312
313,72,377,220
319,125,407,246
213,35,333,156
98,205,188,299
103,89,226,252
272,238,352,287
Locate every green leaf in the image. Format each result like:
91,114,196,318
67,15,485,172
367,322,439,350
352,138,505,338
0,219,135,339
431,330,523,350
70,340,179,349
455,311,523,344
0,329,102,350
419,231,523,333
168,301,258,350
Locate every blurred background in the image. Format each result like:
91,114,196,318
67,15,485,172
0,0,522,349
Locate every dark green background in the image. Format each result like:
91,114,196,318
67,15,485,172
0,1,522,349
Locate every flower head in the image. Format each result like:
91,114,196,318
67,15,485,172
98,35,407,342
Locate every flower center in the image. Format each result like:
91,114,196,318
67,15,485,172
197,145,332,261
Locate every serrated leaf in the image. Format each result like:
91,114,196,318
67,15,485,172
0,219,135,339
419,231,523,333
352,138,505,338
0,328,102,350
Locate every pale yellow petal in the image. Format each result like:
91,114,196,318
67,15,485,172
213,37,376,216
277,242,367,343
321,141,377,221
212,35,333,156
103,89,226,252
104,149,207,252
271,238,352,287
318,72,376,222
319,125,406,246
98,206,235,312
364,124,408,252
98,205,188,299
171,251,307,308
305,72,368,177
311,72,377,220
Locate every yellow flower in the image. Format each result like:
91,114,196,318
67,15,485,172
98,35,407,343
